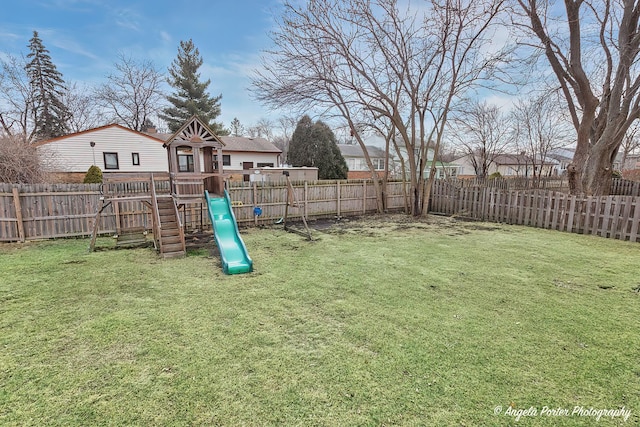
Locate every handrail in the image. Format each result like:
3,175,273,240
171,195,184,231
150,174,162,249
171,194,186,253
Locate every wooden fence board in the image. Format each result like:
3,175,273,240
1,179,640,243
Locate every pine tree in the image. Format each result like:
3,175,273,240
287,115,348,179
230,117,244,136
312,120,348,179
160,39,226,134
287,115,314,167
26,31,71,141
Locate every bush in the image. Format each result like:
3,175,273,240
0,135,47,183
83,165,103,183
612,170,622,179
488,171,502,179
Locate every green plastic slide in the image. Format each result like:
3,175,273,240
205,190,253,274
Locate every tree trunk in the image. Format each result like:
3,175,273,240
579,143,615,196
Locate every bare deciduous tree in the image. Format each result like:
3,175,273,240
95,54,165,131
511,92,570,180
252,0,505,215
450,101,512,178
0,55,36,141
515,0,640,195
247,118,275,140
63,82,105,133
619,121,640,171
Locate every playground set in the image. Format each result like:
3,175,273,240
89,116,253,274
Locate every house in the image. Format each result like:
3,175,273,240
424,160,461,179
36,124,168,182
548,147,575,175
392,144,460,179
453,153,558,178
615,152,640,172
37,124,282,183
218,136,282,182
338,144,387,179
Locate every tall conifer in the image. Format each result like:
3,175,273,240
26,31,70,140
161,39,226,134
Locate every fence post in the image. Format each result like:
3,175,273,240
253,181,258,226
337,180,341,217
12,187,25,242
304,181,308,219
363,180,367,214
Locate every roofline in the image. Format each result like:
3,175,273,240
33,124,167,146
164,115,226,147
223,149,283,154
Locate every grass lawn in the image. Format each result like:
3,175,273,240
1,215,639,426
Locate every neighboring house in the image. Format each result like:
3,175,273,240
493,154,558,177
424,160,461,179
450,154,477,178
338,144,387,179
37,124,282,183
615,152,640,171
453,153,558,178
36,124,168,182
548,147,575,175
392,143,461,179
219,136,282,182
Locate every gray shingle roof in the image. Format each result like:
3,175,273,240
149,132,281,153
337,144,386,158
219,136,282,153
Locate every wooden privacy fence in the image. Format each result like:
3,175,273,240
431,180,640,242
0,180,406,242
227,180,406,224
2,179,639,243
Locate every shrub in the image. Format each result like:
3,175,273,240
488,171,502,179
0,135,47,183
83,165,103,183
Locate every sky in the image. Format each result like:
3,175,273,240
0,0,287,131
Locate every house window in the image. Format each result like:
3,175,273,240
213,154,231,167
178,155,194,172
177,146,194,172
372,159,385,170
257,162,274,167
103,152,119,170
347,158,357,170
132,152,140,166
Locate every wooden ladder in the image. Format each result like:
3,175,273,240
155,196,186,258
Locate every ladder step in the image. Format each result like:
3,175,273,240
162,235,183,245
162,242,185,253
162,250,185,259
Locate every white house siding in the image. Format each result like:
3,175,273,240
195,151,279,172
38,125,168,173
224,151,280,170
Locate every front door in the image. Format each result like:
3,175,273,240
243,162,253,182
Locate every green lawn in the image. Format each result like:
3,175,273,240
0,216,639,426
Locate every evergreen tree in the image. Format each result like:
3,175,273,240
312,120,348,179
230,117,244,136
26,31,71,141
160,39,226,134
287,115,348,179
287,115,314,167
